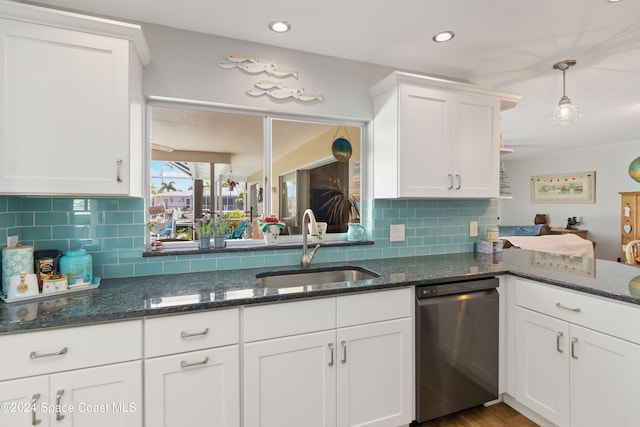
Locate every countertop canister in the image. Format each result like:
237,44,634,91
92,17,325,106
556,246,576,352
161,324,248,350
59,249,92,286
2,245,34,295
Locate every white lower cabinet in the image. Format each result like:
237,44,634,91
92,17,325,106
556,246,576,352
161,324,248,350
512,278,640,427
243,288,414,427
143,309,240,427
0,361,142,427
144,346,240,427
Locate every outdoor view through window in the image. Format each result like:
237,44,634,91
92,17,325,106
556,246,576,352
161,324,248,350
148,105,361,244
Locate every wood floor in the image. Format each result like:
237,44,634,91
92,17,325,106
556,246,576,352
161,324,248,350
417,403,539,427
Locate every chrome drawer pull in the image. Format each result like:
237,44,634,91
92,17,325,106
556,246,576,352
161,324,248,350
31,393,41,425
556,302,581,313
116,159,123,183
55,390,65,421
341,340,347,364
571,337,579,359
556,331,564,353
328,343,334,367
180,356,209,368
30,347,68,359
181,328,209,338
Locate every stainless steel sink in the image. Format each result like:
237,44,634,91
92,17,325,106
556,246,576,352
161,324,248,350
256,266,380,288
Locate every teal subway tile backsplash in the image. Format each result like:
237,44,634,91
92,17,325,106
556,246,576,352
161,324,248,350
0,196,498,281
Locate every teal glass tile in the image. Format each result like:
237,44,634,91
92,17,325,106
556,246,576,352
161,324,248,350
36,212,69,226
102,238,133,251
52,199,76,211
383,210,399,219
346,248,366,260
390,199,408,209
0,233,6,246
105,212,134,225
398,208,416,219
415,246,431,256
407,236,422,246
133,211,145,224
119,224,145,238
70,212,92,225
325,250,348,262
103,263,134,278
96,199,120,211
92,252,119,265
364,247,383,259
190,259,217,272
163,261,192,274
33,240,68,252
22,226,52,240
217,257,244,270
7,197,21,211
95,225,118,238
0,197,6,212
19,213,33,227
242,255,266,268
398,247,416,257
22,198,52,211
133,237,145,249
69,239,101,252
52,225,86,239
0,213,16,228
134,262,164,276
119,198,144,211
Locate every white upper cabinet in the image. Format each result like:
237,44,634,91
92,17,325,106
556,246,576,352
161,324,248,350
370,71,520,199
0,0,150,196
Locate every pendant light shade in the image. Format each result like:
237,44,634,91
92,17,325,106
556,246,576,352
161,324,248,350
549,60,582,126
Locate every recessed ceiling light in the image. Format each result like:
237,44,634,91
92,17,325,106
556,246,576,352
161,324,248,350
269,20,291,33
432,31,455,43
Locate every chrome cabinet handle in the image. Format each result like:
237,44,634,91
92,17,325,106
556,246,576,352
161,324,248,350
447,174,453,190
571,337,579,359
341,340,347,364
116,159,123,183
180,356,209,368
31,393,41,425
328,343,334,367
455,174,461,190
181,328,209,338
556,331,564,353
30,347,68,359
55,390,65,421
556,302,581,313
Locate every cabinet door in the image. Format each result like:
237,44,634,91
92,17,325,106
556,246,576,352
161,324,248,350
244,330,336,427
145,346,240,427
0,375,50,426
336,318,413,427
454,93,500,198
49,361,142,427
514,307,570,427
570,325,640,427
0,18,131,195
397,85,453,197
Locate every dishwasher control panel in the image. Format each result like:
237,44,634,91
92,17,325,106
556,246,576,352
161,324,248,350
416,277,498,298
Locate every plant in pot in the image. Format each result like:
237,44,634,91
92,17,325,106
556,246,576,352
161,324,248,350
321,180,360,232
211,218,230,249
194,218,212,249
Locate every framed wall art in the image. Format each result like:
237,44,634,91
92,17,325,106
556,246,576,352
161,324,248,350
530,171,596,203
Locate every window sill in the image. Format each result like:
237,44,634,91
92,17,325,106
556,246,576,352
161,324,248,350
143,235,374,257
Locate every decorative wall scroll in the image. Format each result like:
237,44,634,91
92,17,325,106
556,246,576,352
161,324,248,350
218,54,323,103
530,171,596,203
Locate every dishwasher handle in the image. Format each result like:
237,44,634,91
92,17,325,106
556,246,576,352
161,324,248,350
416,288,498,307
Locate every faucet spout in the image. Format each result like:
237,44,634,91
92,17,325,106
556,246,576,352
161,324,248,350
301,209,320,268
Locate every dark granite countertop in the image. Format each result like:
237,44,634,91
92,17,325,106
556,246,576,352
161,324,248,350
2,249,640,334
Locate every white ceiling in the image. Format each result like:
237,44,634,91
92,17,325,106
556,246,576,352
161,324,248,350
26,0,640,159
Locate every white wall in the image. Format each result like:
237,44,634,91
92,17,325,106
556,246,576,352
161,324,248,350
501,141,640,260
141,24,398,121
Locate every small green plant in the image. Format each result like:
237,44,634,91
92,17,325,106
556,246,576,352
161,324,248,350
225,209,245,230
194,218,212,237
211,218,230,236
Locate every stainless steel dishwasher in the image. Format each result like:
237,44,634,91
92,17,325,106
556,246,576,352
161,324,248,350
415,277,499,423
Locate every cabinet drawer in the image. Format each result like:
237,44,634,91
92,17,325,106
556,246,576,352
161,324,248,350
244,297,336,342
337,287,412,328
145,308,239,358
515,278,640,344
0,320,142,381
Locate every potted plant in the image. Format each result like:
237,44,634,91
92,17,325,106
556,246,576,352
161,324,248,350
194,218,212,249
211,218,229,248
321,181,360,228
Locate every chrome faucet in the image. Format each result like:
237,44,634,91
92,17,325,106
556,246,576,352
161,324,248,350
301,209,321,268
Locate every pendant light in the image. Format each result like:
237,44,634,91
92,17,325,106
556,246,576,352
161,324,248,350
549,59,582,126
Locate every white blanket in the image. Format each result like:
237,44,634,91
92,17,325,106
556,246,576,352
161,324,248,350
501,234,594,258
